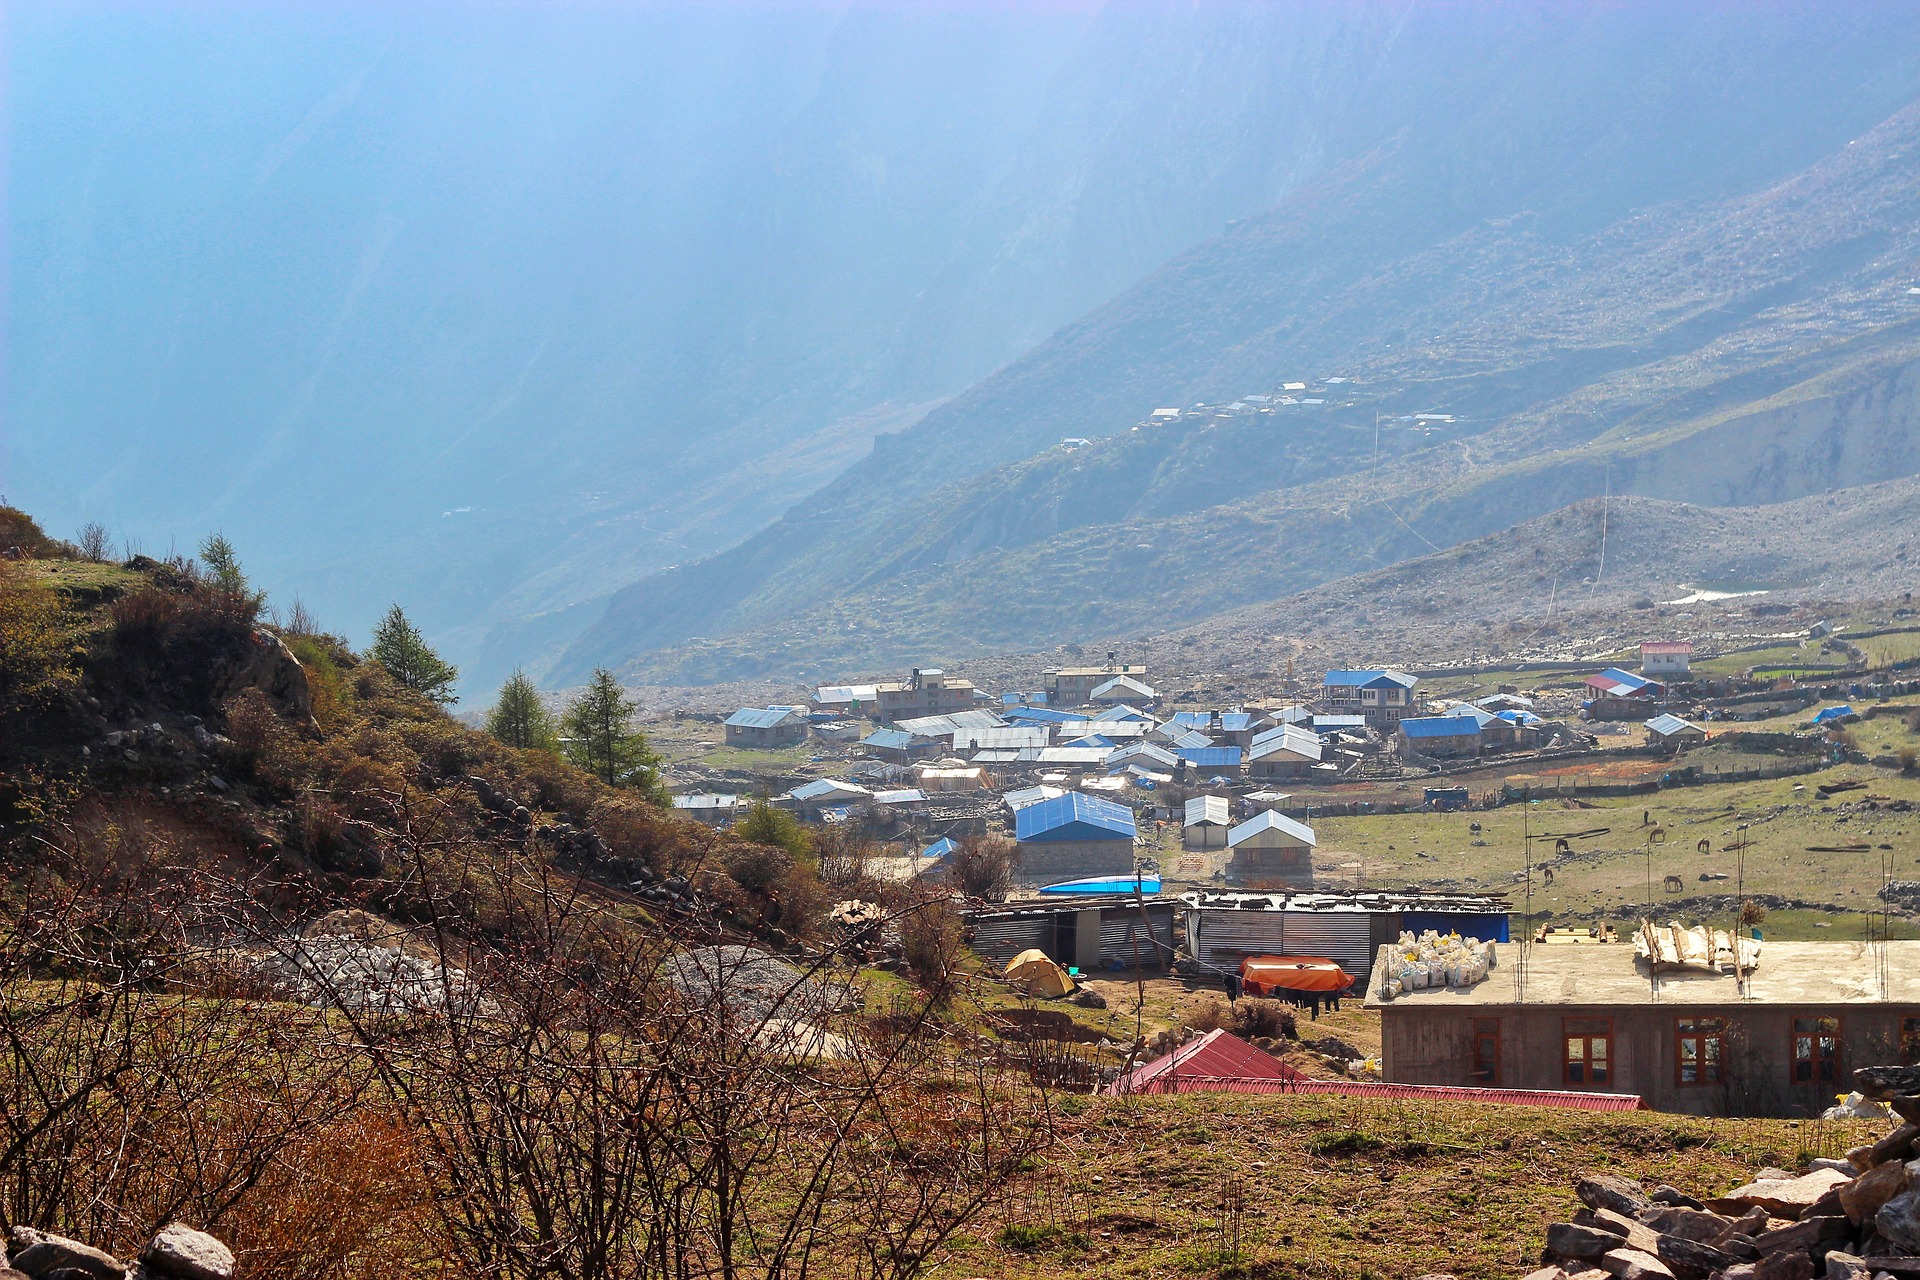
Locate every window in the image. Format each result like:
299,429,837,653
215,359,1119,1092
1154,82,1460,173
1792,1016,1840,1085
1564,1018,1612,1086
1676,1017,1726,1086
1470,1018,1501,1086
1900,1017,1919,1067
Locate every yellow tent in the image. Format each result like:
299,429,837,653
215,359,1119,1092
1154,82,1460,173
1004,948,1075,998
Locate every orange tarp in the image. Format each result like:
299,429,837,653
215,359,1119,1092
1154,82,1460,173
1241,955,1356,996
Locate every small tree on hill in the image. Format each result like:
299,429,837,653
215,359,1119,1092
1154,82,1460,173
370,604,459,705
733,796,812,863
75,523,111,563
197,532,267,619
486,669,559,751
562,668,664,801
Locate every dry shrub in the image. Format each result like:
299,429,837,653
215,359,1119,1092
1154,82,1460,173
216,1113,439,1280
1185,997,1296,1041
900,896,964,1000
950,834,1019,902
814,825,874,893
0,559,77,718
221,689,306,792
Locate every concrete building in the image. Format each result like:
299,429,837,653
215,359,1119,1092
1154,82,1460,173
813,684,879,715
1045,662,1149,707
1182,795,1233,849
1013,792,1138,885
672,793,740,827
1321,669,1419,726
1584,668,1665,721
872,668,979,723
1646,713,1709,752
1225,810,1316,888
723,706,809,749
1090,674,1159,705
1369,939,1920,1117
1641,641,1694,679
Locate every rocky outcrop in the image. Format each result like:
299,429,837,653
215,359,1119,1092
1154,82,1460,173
215,629,313,725
1518,1066,1920,1280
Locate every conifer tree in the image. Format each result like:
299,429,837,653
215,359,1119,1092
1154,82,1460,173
486,669,558,751
197,532,267,618
562,668,665,800
370,604,459,705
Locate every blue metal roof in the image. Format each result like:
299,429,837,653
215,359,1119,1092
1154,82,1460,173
726,707,797,729
1399,716,1482,739
1169,711,1256,733
1015,792,1137,843
1176,747,1243,768
1005,706,1086,725
921,837,958,862
860,729,917,750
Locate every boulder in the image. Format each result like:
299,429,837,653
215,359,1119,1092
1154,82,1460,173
138,1225,232,1280
1824,1253,1872,1280
1854,1067,1920,1101
1592,1209,1663,1255
10,1235,125,1280
1580,1174,1656,1219
1754,1216,1851,1255
1551,1223,1628,1261
1715,1170,1855,1217
1879,1188,1920,1252
1752,1253,1816,1280
1643,1207,1739,1243
1653,1185,1708,1211
1655,1233,1741,1280
1599,1247,1674,1280
1841,1161,1913,1225
1869,1126,1920,1169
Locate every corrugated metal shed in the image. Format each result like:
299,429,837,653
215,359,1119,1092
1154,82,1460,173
1228,809,1315,847
1184,795,1233,827
1249,726,1322,762
788,779,871,803
726,707,797,729
1645,713,1702,736
1399,716,1482,740
1015,792,1136,842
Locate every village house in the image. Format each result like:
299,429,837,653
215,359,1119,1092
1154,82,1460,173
1225,810,1316,888
1182,794,1233,849
1043,660,1149,707
1640,641,1694,679
782,778,871,818
671,793,740,827
1397,713,1484,759
1584,667,1665,720
1169,710,1259,748
1090,674,1159,705
872,668,979,722
723,706,809,749
1645,712,1709,752
1368,938,1920,1117
812,684,879,715
858,726,942,764
1246,724,1323,780
1320,669,1420,726
1012,792,1138,885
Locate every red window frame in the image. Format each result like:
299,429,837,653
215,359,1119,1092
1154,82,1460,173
1675,1017,1726,1087
1563,1017,1612,1087
1791,1016,1840,1085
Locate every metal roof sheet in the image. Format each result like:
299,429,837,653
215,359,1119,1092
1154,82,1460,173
1015,792,1137,842
788,779,870,802
1323,669,1418,689
1228,809,1316,848
1176,747,1242,768
814,684,878,703
860,729,919,749
1091,675,1158,700
1184,795,1233,827
1399,716,1482,739
1249,726,1322,761
1645,713,1702,735
1107,1075,1645,1110
726,707,798,729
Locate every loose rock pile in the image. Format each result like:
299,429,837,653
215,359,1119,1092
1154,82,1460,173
1515,1065,1920,1280
3,1221,233,1280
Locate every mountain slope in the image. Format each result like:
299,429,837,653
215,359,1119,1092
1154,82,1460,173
568,32,1920,683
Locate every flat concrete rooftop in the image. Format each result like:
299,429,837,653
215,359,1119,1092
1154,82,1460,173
1368,940,1920,1009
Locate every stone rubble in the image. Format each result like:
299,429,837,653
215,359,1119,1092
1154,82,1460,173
1514,1065,1920,1280
3,1223,233,1280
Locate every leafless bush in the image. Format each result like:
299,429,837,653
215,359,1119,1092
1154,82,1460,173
949,834,1018,901
75,522,111,563
814,825,874,893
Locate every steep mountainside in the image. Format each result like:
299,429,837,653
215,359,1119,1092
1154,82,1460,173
570,46,1920,684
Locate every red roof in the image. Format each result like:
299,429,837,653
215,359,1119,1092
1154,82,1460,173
1106,1073,1646,1111
1109,1029,1303,1094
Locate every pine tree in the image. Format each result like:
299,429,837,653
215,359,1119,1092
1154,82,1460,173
562,668,665,800
486,669,558,751
197,532,267,618
370,604,459,705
